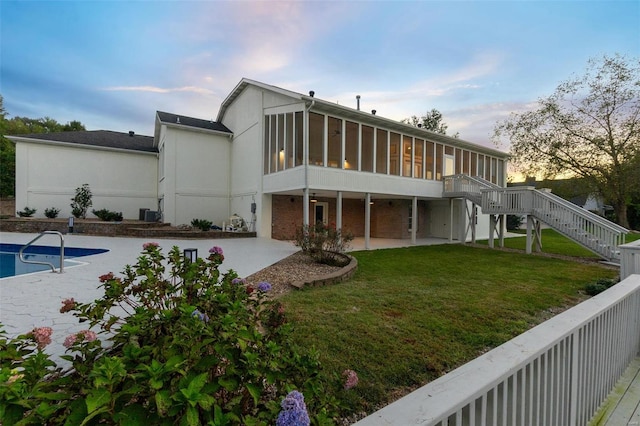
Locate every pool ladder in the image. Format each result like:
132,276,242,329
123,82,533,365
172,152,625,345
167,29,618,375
19,231,65,273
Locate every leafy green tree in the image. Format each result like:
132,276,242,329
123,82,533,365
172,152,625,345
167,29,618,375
494,54,640,228
0,95,86,197
403,108,459,137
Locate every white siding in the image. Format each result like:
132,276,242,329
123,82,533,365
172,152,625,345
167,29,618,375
15,141,157,219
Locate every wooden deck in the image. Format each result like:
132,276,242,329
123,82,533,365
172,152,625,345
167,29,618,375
590,357,640,426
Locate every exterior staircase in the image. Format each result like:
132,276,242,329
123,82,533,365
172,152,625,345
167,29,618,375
443,174,628,262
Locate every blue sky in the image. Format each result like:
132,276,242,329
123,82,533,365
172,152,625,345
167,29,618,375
1,0,638,149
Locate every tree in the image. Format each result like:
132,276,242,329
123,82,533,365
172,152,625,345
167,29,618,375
494,54,640,228
403,108,458,137
0,96,86,197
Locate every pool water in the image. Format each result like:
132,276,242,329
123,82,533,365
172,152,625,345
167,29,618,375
0,243,109,279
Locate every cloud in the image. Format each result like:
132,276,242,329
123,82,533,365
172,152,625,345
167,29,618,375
102,85,214,95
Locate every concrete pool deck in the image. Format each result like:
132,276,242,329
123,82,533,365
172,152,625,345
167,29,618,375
0,231,457,362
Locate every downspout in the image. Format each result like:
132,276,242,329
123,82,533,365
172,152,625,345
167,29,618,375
227,133,233,222
303,99,315,226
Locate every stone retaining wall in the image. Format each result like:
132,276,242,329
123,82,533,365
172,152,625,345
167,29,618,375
290,254,358,289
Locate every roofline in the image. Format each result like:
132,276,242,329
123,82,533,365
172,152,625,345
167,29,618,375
155,111,233,138
7,135,159,155
303,95,509,158
216,78,304,123
217,78,508,158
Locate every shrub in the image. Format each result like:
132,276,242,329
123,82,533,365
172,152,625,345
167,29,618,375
0,244,341,424
92,208,123,222
16,206,36,217
585,278,618,296
506,214,524,231
70,183,92,219
191,218,213,231
44,207,60,219
294,223,353,266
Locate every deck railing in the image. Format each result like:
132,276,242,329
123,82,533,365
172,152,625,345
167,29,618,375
443,175,501,205
355,274,640,426
620,240,640,280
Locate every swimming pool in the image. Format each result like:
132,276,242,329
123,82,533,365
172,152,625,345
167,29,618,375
0,243,109,279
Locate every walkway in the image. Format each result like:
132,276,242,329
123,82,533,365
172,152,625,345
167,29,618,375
590,357,640,426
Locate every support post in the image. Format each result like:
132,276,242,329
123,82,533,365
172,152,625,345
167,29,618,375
411,196,418,245
365,193,371,250
336,191,343,240
449,198,454,242
303,188,310,227
489,214,496,248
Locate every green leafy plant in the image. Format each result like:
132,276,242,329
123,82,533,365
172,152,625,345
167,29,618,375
294,223,353,266
16,206,36,217
0,243,344,424
191,218,213,231
506,214,524,231
44,207,60,219
585,278,618,296
92,208,123,222
70,183,92,219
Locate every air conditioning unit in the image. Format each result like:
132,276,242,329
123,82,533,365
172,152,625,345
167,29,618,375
144,210,159,222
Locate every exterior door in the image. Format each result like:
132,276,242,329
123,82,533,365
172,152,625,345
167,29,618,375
444,154,455,177
314,202,329,225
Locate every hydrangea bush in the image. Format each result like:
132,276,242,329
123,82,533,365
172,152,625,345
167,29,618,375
0,243,353,425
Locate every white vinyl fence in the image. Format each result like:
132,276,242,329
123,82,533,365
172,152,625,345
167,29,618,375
620,240,640,280
355,274,640,426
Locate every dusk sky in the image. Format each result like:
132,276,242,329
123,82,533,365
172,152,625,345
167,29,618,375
1,1,638,150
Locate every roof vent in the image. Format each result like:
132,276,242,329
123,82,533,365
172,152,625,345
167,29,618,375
356,95,361,111
371,109,376,115
128,131,135,137
176,116,180,124
309,90,315,97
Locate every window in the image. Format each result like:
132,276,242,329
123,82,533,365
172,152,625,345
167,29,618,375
270,115,277,173
455,148,462,174
295,112,303,166
463,150,470,174
435,143,443,180
376,129,388,174
426,141,434,179
286,112,294,168
471,152,477,176
344,121,358,170
361,125,374,172
402,135,412,177
264,115,270,174
327,116,342,168
277,114,285,171
389,132,401,175
477,154,484,179
414,138,424,178
309,112,324,166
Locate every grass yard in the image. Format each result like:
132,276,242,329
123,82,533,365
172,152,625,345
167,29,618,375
279,241,620,415
478,228,640,258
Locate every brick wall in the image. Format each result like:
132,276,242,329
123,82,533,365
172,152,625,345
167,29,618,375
271,195,430,240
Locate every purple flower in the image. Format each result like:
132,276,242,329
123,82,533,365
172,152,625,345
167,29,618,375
192,309,209,323
208,246,223,255
257,282,272,293
142,242,159,250
232,277,245,285
276,391,310,426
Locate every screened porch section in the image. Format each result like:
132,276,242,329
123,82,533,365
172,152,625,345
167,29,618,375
262,110,506,186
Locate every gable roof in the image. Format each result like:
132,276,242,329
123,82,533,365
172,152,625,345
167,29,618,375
7,130,156,153
156,111,231,134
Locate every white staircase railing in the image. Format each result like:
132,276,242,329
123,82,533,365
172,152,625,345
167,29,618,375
443,175,628,261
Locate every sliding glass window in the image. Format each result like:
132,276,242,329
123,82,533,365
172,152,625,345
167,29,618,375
263,115,270,174
435,144,443,180
285,113,294,168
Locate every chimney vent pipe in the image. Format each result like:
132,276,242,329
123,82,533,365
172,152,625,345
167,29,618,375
356,95,361,111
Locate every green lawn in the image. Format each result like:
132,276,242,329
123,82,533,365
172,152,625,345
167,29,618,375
280,240,621,415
